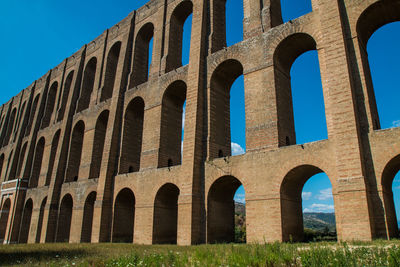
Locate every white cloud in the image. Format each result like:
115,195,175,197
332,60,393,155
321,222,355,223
303,203,334,213
302,192,312,200
234,193,246,204
231,142,245,156
315,188,333,200
393,120,400,128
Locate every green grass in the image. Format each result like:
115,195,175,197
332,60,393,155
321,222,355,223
0,241,399,266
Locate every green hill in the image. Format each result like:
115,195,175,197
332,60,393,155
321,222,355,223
303,212,336,232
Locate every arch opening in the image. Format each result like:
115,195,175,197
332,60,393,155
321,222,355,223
58,71,74,122
207,176,245,243
130,23,154,88
356,2,400,130
14,102,26,141
280,165,336,242
5,150,13,181
112,188,135,243
29,137,45,188
0,154,5,179
19,199,33,243
209,59,244,159
280,0,312,22
3,108,16,147
165,1,193,72
56,194,73,243
46,131,60,186
158,81,186,168
77,57,97,113
35,197,47,243
81,192,97,243
41,82,58,129
16,142,28,178
365,24,400,129
101,42,121,102
274,33,327,146
120,98,144,174
89,111,109,178
291,51,327,144
381,155,400,238
210,0,244,53
25,95,40,137
65,121,85,182
0,198,11,242
152,183,180,244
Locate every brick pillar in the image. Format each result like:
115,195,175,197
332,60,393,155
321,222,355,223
176,0,208,245
5,184,27,243
245,66,281,151
69,205,83,243
243,0,282,39
316,0,373,241
27,205,39,243
91,22,132,242
78,127,95,180
139,106,162,170
133,204,153,245
246,197,282,243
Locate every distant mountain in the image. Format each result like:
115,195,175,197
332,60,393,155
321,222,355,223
234,202,336,233
235,202,245,215
303,212,336,232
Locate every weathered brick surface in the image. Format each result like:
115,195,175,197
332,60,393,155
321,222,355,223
0,0,399,245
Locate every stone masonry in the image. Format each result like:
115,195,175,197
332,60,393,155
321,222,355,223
0,0,399,245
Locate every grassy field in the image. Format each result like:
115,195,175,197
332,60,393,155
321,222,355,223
0,240,399,266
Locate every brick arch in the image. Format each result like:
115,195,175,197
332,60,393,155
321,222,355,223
355,1,400,130
56,194,73,242
207,175,244,243
112,188,135,243
25,94,40,137
15,142,28,179
42,81,58,129
208,59,244,159
280,164,335,242
57,71,74,122
29,137,45,188
130,23,154,88
380,154,400,239
14,101,26,140
89,110,109,178
3,108,16,147
0,153,4,179
19,198,33,243
158,80,186,168
165,0,193,72
120,97,144,174
152,182,180,244
77,57,97,113
272,32,324,146
65,120,85,182
0,198,11,242
45,130,61,186
81,191,96,242
35,196,47,243
101,41,122,102
356,1,400,49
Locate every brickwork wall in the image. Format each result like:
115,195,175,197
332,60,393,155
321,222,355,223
0,0,399,245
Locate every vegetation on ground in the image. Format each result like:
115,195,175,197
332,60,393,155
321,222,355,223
0,240,399,267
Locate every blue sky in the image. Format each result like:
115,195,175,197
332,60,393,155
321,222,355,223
0,1,399,220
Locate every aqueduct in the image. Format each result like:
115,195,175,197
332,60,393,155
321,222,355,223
0,0,399,245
